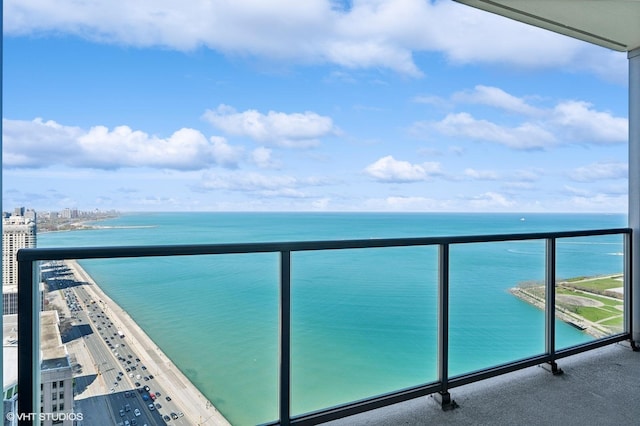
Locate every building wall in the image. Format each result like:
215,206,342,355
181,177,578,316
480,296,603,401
2,288,44,316
40,364,74,426
2,217,37,288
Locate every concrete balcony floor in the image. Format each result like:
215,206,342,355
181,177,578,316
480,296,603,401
325,342,639,426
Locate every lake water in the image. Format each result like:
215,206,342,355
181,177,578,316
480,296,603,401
39,212,627,425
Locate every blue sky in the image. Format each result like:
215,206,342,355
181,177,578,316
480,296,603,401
2,0,630,213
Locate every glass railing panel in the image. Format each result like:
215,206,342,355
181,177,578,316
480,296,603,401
449,240,546,376
554,235,626,349
40,254,279,426
290,246,438,417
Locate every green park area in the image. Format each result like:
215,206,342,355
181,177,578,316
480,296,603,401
511,274,624,337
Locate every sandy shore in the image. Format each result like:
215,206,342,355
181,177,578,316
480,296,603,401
65,259,231,426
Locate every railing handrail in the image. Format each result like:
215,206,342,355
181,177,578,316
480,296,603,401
17,227,631,261
16,226,633,426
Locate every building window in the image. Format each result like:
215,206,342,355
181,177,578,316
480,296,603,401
52,381,57,389
59,391,64,400
52,393,57,400
58,403,64,411
52,405,57,412
59,381,64,388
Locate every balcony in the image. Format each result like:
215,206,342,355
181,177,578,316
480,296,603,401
16,226,636,425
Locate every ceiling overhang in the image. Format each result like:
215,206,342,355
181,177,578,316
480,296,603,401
454,0,640,52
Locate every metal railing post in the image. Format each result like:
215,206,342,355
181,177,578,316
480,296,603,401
624,232,636,348
280,251,292,425
436,243,456,410
17,258,40,425
545,238,562,374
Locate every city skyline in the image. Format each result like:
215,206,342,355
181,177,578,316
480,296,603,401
2,0,630,213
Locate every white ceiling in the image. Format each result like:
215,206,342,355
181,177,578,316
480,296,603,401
454,0,640,52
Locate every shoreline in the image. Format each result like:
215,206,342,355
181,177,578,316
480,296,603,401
509,275,624,339
64,259,231,426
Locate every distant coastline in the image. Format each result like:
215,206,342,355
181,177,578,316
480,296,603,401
37,211,120,233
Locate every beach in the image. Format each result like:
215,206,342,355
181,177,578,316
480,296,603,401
64,259,231,426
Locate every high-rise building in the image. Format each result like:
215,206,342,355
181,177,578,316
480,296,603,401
3,211,38,315
3,312,75,426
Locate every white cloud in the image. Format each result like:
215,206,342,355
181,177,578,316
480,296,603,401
552,101,627,144
2,118,243,170
419,86,628,150
452,85,542,116
3,0,625,80
364,155,442,182
1,118,83,167
568,161,628,182
202,104,336,148
199,171,333,198
429,112,556,150
468,191,515,209
563,185,591,197
382,196,445,211
251,147,279,169
464,168,500,180
567,193,627,212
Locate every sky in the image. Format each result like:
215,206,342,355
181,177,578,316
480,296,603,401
1,0,631,213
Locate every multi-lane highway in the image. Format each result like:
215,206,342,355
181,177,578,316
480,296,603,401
44,262,192,426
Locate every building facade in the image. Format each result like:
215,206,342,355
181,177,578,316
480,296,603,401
40,312,74,426
3,312,75,426
2,212,37,315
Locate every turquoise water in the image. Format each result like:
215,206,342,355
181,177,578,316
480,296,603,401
39,213,627,425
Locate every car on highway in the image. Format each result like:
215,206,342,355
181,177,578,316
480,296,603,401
148,403,155,411
171,413,178,420
134,408,141,417
163,415,171,422
165,396,171,401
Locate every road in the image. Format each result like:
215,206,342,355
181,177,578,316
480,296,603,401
43,262,193,426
